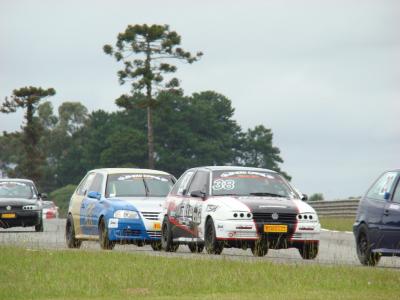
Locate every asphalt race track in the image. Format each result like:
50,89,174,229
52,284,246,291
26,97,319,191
1,219,400,268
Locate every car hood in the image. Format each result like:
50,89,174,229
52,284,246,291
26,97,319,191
211,196,312,214
0,198,39,207
109,196,165,212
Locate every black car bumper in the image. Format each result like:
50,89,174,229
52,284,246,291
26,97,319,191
0,210,42,228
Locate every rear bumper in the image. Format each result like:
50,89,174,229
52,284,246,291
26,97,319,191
0,210,41,228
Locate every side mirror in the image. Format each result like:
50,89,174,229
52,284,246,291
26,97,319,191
384,192,391,201
301,194,308,201
190,190,206,199
39,193,48,200
88,191,101,200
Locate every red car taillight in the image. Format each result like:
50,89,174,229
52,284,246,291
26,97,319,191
46,211,55,219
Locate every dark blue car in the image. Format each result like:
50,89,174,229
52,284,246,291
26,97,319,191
353,169,400,266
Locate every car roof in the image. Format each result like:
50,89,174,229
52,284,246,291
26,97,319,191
189,166,277,173
90,168,171,176
0,178,34,183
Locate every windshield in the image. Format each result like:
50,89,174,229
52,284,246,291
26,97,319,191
211,170,298,198
105,173,174,198
0,181,36,199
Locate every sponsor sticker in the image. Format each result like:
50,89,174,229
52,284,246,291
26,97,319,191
153,222,161,230
117,174,168,181
220,171,269,178
389,204,400,210
108,218,119,228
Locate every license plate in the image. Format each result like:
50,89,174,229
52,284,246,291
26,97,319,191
1,213,16,219
264,224,287,233
153,222,161,230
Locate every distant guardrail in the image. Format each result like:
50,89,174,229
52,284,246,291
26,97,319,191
309,199,360,217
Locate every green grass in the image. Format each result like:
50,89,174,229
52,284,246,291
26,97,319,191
0,246,399,300
319,217,355,232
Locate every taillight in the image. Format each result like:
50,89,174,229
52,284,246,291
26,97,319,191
46,211,55,219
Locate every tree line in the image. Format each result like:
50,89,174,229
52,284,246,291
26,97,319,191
0,24,289,193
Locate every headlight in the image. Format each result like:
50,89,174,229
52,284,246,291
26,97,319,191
231,211,252,219
114,210,139,219
23,205,39,210
297,213,318,222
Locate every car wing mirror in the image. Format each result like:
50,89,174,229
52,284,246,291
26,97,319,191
301,194,308,201
88,191,101,200
39,193,48,200
190,190,206,200
384,192,391,201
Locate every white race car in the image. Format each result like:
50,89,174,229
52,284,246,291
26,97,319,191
161,166,320,259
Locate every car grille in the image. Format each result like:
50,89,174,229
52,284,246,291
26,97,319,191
0,205,23,211
147,230,161,238
122,229,141,236
141,212,160,220
253,212,297,224
234,231,258,238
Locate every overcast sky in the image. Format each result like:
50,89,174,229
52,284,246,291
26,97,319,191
1,0,399,199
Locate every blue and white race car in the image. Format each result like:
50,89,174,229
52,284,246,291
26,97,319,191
66,168,175,250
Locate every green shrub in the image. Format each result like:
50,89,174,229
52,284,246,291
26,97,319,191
49,184,76,217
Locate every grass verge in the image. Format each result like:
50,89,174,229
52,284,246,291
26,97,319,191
320,216,355,232
0,246,399,300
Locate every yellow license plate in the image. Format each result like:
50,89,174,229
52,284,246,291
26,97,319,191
1,213,16,219
153,222,161,230
264,224,287,233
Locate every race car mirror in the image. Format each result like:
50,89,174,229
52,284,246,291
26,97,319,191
88,191,101,200
39,193,48,200
384,192,391,201
301,194,308,202
190,190,206,200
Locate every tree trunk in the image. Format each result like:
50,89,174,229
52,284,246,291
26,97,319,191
147,105,154,169
145,42,154,169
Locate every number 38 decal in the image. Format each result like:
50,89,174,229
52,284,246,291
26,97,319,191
212,179,235,190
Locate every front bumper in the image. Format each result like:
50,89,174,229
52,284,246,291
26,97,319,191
0,210,41,228
213,219,320,246
214,219,258,240
107,217,161,242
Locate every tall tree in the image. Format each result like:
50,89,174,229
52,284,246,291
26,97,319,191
58,102,88,136
240,125,290,180
153,91,243,176
103,24,202,168
0,86,55,184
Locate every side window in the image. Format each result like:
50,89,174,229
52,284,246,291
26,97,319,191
76,173,96,196
366,172,398,201
89,173,104,194
187,171,210,195
170,171,195,196
392,179,400,204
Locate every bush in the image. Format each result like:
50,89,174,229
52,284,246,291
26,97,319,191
309,193,324,202
49,184,77,217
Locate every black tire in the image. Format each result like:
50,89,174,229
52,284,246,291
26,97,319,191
150,241,162,251
298,242,319,260
205,218,223,255
99,218,115,250
35,218,44,232
251,239,268,257
65,215,82,248
356,224,380,266
161,217,179,252
188,243,204,253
